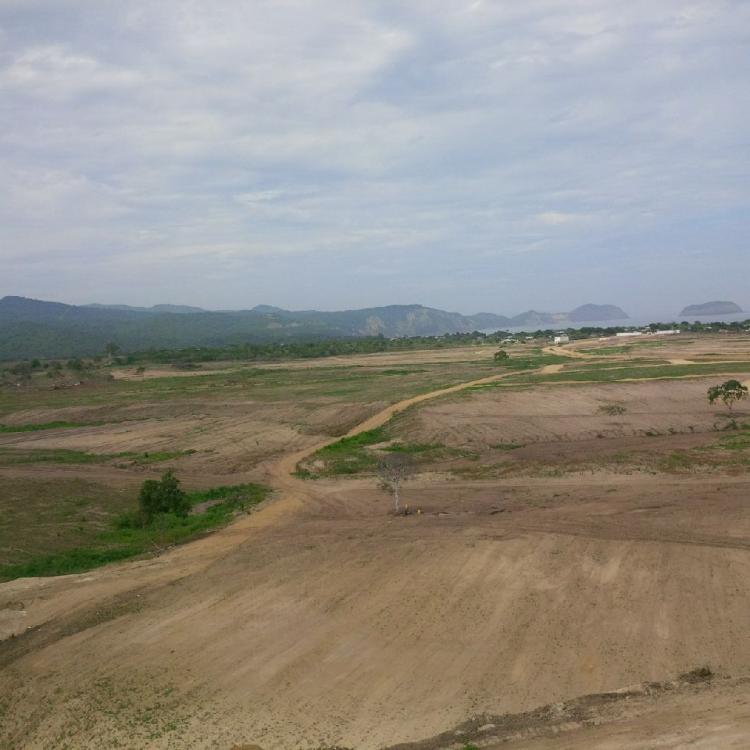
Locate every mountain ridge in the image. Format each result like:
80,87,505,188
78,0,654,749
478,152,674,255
0,296,629,360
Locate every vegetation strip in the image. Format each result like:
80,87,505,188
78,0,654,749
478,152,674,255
0,481,269,581
0,448,196,466
479,361,750,387
0,420,101,433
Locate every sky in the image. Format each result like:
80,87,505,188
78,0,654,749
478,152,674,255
1,1,748,317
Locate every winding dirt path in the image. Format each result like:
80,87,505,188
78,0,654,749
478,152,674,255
269,369,528,491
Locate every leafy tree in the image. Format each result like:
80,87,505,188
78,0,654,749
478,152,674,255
377,453,416,514
493,349,510,362
707,380,749,411
138,470,190,522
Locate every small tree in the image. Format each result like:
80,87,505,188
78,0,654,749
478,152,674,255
377,453,416,514
138,470,190,522
493,349,510,362
707,380,749,412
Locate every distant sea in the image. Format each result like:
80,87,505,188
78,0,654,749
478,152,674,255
484,311,749,335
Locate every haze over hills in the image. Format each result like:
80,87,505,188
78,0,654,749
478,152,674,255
0,296,635,360
679,301,743,317
87,303,205,314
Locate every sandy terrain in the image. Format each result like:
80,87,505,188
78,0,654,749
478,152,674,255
0,399,382,478
393,378,742,447
573,332,750,361
2,340,750,749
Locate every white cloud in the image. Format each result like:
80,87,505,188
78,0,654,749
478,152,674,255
0,0,748,312
1,45,141,98
536,212,592,226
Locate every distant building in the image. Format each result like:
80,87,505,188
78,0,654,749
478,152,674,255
654,329,680,335
553,334,570,345
615,331,643,338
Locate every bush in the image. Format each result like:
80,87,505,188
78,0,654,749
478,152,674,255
138,470,190,522
114,510,147,529
598,403,626,416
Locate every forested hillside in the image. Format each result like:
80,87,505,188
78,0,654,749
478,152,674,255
0,297,510,359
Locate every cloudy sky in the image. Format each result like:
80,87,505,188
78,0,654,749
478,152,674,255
1,1,748,316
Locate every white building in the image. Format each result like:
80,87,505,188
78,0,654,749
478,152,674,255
615,331,643,338
654,329,680,335
553,334,570,345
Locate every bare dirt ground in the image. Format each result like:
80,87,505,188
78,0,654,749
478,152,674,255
572,331,750,361
1,337,750,749
393,378,734,447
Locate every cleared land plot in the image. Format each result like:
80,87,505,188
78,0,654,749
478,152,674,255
2,473,750,749
302,376,750,479
1,334,750,749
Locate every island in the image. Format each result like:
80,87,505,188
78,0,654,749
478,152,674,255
679,301,743,317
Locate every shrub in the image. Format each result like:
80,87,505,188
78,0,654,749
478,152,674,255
599,403,626,416
138,470,190,522
114,510,147,529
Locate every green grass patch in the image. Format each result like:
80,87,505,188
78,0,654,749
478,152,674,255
564,358,669,370
302,424,480,476
0,546,144,579
0,482,269,581
0,358,504,417
317,427,388,455
499,352,571,370
581,341,665,355
383,441,443,453
717,426,750,450
658,451,696,472
0,448,104,465
115,449,197,465
0,420,93,433
312,451,379,476
494,361,750,386
0,448,196,466
303,426,390,476
490,442,525,450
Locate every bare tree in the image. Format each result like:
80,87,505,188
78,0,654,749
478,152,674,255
377,453,416,514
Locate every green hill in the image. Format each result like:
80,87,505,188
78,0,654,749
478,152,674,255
0,297,511,360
